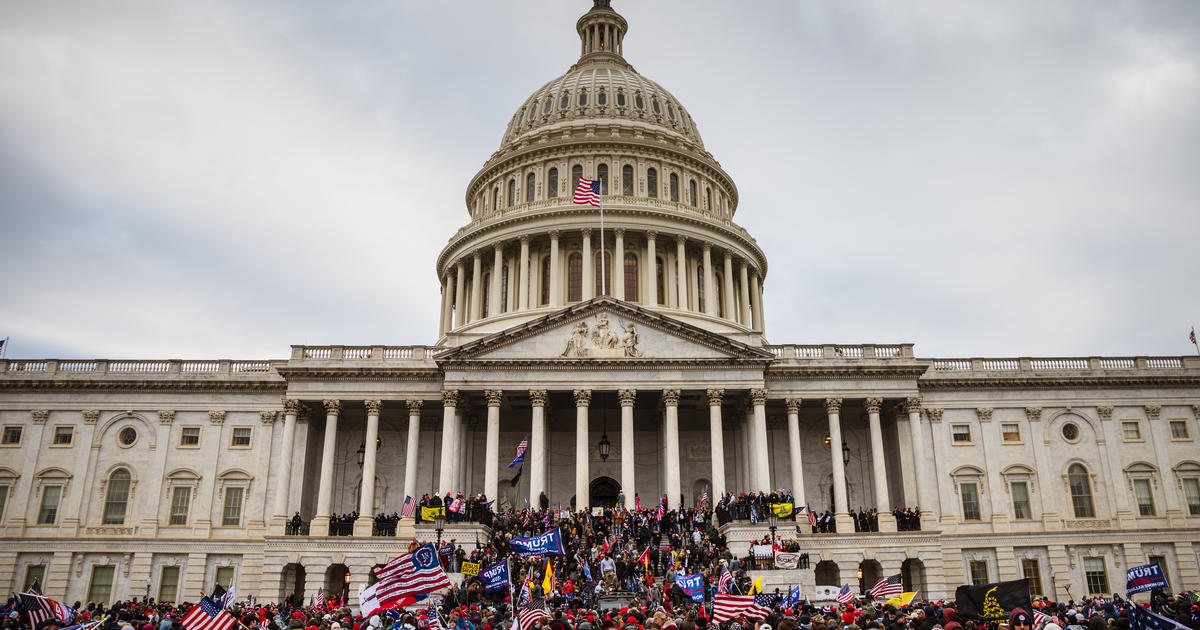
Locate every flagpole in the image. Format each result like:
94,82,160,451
1,336,8,359
1192,326,1199,356
599,183,606,297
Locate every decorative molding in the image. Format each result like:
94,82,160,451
749,388,767,406
573,389,593,407
364,399,383,415
484,390,503,407
926,408,944,423
82,409,99,424
618,389,637,407
977,407,993,423
864,397,882,414
406,399,424,414
323,399,342,415
31,409,49,424
440,390,459,407
529,389,548,407
905,396,923,414
260,410,278,425
1064,519,1112,530
297,405,311,423
1144,404,1160,420
282,399,300,415
824,397,843,415
704,388,725,407
1025,407,1043,423
158,410,175,425
661,389,680,406
784,398,801,414
209,410,226,425
1095,405,1113,421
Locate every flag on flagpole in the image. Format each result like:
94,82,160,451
869,574,903,599
373,543,452,610
749,576,762,595
638,547,650,569
717,565,733,595
426,599,444,630
806,505,818,528
573,178,601,207
712,595,773,622
357,584,381,618
699,487,708,511
542,560,554,593
179,597,238,630
518,594,551,630
508,436,529,468
634,495,641,511
836,584,855,604
17,592,54,626
1191,327,1197,345
401,496,416,518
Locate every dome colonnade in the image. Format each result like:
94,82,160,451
436,1,766,343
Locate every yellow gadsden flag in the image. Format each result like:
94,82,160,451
770,503,794,518
542,560,555,593
421,506,446,521
749,576,763,595
884,592,918,607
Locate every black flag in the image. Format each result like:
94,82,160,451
954,579,1032,621
510,464,522,487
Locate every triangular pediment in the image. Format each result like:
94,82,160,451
436,297,774,364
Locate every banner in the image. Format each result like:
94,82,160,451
1126,563,1169,595
421,506,446,521
511,528,565,556
770,503,794,518
774,551,802,569
460,561,480,576
675,573,705,603
954,579,1032,621
752,545,773,560
480,561,510,593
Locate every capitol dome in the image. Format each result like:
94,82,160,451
437,0,768,345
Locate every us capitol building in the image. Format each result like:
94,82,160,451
2,1,1198,608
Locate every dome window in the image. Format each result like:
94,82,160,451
597,163,608,194
572,165,583,192
542,98,552,114
635,93,644,109
652,98,661,114
560,92,570,109
622,165,633,196
568,253,583,302
517,110,524,126
616,91,626,107
647,168,658,198
689,179,697,207
667,103,676,120
526,172,536,202
507,179,516,207
669,173,679,202
597,90,606,106
578,90,588,107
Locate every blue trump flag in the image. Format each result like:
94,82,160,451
1130,602,1187,630
480,560,510,593
511,528,565,556
674,573,705,603
1126,563,1170,595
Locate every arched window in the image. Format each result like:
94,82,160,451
652,98,661,114
507,179,516,207
597,164,608,195
616,91,626,107
656,257,666,305
624,252,638,301
500,266,509,314
647,168,658,198
670,173,680,202
715,272,724,317
542,97,553,114
597,90,607,106
516,110,524,126
540,256,551,306
103,468,131,525
689,180,697,207
1069,464,1095,518
705,187,712,210
572,165,583,193
493,187,500,212
667,103,676,120
568,253,583,302
481,273,490,318
696,265,706,309
595,251,611,296
548,168,559,198
526,173,535,202
578,90,588,107
635,93,644,109
560,92,570,109
622,165,633,196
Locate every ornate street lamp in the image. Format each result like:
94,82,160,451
357,437,382,468
842,442,851,467
434,511,446,548
767,512,779,545
598,398,611,462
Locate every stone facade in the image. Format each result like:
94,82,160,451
2,0,1199,609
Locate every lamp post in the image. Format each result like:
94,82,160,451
767,512,779,545
357,438,382,468
434,512,446,548
598,397,611,462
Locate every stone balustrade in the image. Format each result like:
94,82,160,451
0,358,286,377
288,345,439,364
929,355,1195,373
764,344,915,361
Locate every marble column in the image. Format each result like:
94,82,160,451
438,390,458,494
438,276,450,337
707,389,726,500
663,389,682,509
354,399,382,536
645,231,657,306
313,399,340,535
484,390,502,502
454,263,467,328
403,399,422,508
549,231,562,306
518,235,531,311
471,251,483,321
702,243,715,315
722,251,735,319
785,398,805,507
582,228,594,299
613,229,625,300
905,397,935,523
825,397,851,529
865,397,896,531
750,388,769,491
754,271,766,332
619,389,636,501
490,244,503,317
739,262,751,326
272,399,299,526
574,389,592,510
676,236,688,310
529,390,548,508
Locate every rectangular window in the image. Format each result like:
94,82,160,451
960,483,981,521
1021,558,1043,597
1,426,22,445
24,565,46,591
1184,478,1200,515
969,560,989,585
88,565,115,605
231,427,252,447
1134,478,1156,516
1170,420,1191,439
1122,421,1141,441
1001,423,1021,443
952,424,972,443
1147,555,1170,591
180,427,200,447
53,426,74,445
158,566,180,603
1011,481,1032,520
215,566,235,589
169,486,191,525
38,485,62,524
222,487,243,526
1083,557,1108,595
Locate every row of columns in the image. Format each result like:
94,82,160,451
437,230,767,336
272,393,930,534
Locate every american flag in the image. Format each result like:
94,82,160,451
401,496,416,518
805,505,817,528
716,565,733,595
1192,327,1197,345
634,495,641,511
712,594,773,622
508,436,528,468
18,592,53,626
869,574,903,599
1130,602,1189,630
1032,611,1051,630
655,504,664,521
835,583,855,604
426,599,444,630
373,543,451,609
180,597,238,630
699,488,708,511
573,178,601,207
518,594,551,630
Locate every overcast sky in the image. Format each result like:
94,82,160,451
1,1,1198,360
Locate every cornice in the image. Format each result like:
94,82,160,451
440,357,772,371
273,367,442,382
765,364,929,381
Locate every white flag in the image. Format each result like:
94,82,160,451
358,583,381,618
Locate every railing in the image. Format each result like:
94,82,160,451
372,520,398,537
109,360,171,372
928,356,1194,374
0,359,284,376
1099,358,1135,369
763,344,915,360
181,361,220,373
8,360,47,371
303,347,332,359
59,360,97,372
981,359,1019,371
933,359,972,371
329,518,355,537
1147,358,1183,369
231,361,270,373
1030,358,1088,370
284,521,310,536
291,345,439,362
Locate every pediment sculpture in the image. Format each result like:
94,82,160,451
561,313,643,358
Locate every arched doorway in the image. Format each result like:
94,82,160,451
280,564,305,606
692,479,710,507
324,564,350,603
902,558,926,593
815,560,840,586
859,559,882,594
590,476,620,508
